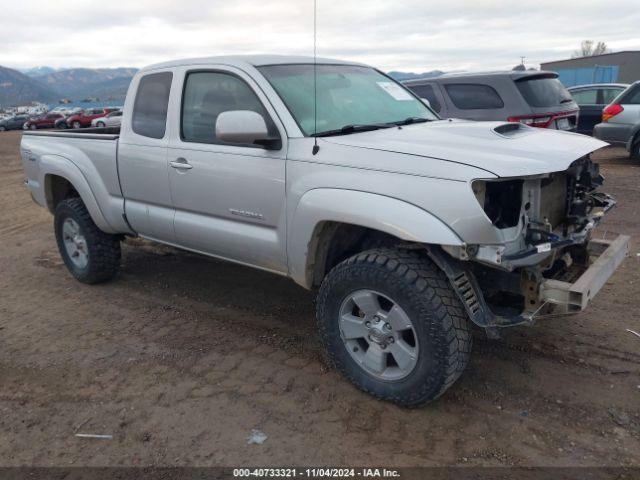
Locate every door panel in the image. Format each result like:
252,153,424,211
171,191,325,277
118,143,174,240
167,145,286,271
167,67,288,273
119,70,175,241
576,105,602,135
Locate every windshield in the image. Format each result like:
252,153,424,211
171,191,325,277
258,64,437,136
515,75,573,108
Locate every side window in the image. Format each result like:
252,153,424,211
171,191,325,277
181,71,277,145
600,88,623,105
571,89,597,105
624,87,640,105
408,84,441,112
132,72,173,139
444,83,504,110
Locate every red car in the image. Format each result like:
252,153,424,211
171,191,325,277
65,108,118,129
23,112,65,130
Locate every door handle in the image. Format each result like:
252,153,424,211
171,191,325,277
170,158,193,170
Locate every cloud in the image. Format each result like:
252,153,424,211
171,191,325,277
2,0,640,72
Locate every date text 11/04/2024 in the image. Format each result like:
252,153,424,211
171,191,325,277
233,468,401,478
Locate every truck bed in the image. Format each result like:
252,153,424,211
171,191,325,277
20,126,130,234
22,126,120,140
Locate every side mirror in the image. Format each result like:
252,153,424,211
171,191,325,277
215,110,280,149
420,98,431,108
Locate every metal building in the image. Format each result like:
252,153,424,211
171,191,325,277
540,51,640,87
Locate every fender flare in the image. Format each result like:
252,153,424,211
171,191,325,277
288,188,463,288
39,154,115,233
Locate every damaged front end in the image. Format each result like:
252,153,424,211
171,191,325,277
440,154,629,330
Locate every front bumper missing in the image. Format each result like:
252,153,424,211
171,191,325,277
540,235,629,312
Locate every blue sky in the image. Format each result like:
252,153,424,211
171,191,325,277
3,0,640,72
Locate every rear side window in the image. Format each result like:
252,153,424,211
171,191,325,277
600,88,624,105
132,72,173,139
444,84,504,110
570,89,597,105
623,86,640,105
516,76,572,108
407,84,441,112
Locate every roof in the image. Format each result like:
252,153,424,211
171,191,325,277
567,83,630,90
541,50,640,66
141,55,366,72
403,70,557,85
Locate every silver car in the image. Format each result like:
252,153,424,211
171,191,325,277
594,81,640,159
91,109,123,128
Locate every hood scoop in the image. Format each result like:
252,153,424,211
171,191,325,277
493,122,530,138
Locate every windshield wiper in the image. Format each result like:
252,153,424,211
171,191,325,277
312,123,391,137
391,117,432,126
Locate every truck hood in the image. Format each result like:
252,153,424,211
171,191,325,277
323,120,608,177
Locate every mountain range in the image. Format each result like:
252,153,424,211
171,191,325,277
387,70,445,81
0,65,138,107
0,66,59,107
1,65,445,108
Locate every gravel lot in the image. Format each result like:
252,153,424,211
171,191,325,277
0,130,638,467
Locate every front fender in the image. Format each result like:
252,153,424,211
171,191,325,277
288,188,463,288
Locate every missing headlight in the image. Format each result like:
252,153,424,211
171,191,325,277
473,179,523,228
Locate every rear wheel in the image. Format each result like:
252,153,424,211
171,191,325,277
97,121,106,128
0,126,6,132
29,124,37,130
72,121,81,129
54,197,121,284
316,247,472,407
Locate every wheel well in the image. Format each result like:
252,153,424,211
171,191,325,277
45,175,79,212
307,222,403,287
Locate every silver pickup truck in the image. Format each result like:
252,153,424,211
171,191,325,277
20,55,629,406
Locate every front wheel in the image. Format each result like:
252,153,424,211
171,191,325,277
316,247,472,407
0,126,6,132
72,121,82,129
54,197,121,284
97,121,105,128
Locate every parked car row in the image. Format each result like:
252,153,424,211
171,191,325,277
55,107,122,129
0,107,123,132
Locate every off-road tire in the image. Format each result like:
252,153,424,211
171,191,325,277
54,197,121,284
317,247,472,407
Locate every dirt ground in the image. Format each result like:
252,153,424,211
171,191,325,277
0,130,638,467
